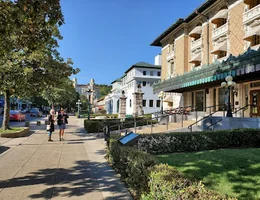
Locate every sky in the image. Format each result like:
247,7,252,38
58,0,206,85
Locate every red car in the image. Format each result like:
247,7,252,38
9,110,26,121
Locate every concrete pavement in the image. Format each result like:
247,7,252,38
0,116,133,200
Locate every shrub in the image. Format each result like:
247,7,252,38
84,119,120,133
84,120,103,133
107,139,157,198
107,140,236,200
138,129,260,154
141,164,236,200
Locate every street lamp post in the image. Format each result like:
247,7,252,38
158,91,166,114
221,75,236,117
86,87,92,120
76,99,82,118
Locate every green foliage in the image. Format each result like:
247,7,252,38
107,139,157,198
0,127,23,133
96,84,112,98
107,140,235,200
90,114,118,118
157,148,260,200
84,117,158,133
31,96,49,107
138,129,260,154
84,119,121,133
42,78,78,110
0,0,79,129
84,120,103,133
141,164,235,200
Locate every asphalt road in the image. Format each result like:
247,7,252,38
0,113,47,128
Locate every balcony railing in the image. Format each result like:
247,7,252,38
166,51,175,61
212,23,228,40
191,38,202,51
243,4,260,25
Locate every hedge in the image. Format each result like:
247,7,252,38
137,129,260,154
107,139,236,200
107,139,157,198
84,117,158,133
87,113,118,118
84,119,120,133
141,164,236,200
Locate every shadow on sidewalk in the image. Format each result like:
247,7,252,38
0,160,131,199
0,146,10,155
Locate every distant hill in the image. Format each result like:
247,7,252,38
96,84,112,99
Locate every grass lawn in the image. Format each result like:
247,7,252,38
156,148,260,200
0,127,23,134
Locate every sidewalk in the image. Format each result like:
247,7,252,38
0,116,133,200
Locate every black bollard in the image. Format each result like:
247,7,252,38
104,125,110,147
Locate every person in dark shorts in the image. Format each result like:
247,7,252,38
57,108,69,141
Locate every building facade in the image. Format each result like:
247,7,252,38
105,61,162,116
152,0,260,117
104,78,122,114
72,78,99,104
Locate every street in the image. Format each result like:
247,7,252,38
0,114,46,128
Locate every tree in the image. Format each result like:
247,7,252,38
42,78,79,111
0,0,79,129
96,84,112,98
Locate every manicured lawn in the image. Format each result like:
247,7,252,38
0,127,23,134
156,148,260,200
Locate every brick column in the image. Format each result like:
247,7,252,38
119,92,127,119
132,92,144,118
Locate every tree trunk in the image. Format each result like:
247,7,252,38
2,90,11,130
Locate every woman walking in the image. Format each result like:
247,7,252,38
57,108,69,141
48,109,55,142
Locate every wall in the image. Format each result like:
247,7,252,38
161,45,169,80
229,1,245,56
202,21,214,65
175,36,188,76
202,116,260,130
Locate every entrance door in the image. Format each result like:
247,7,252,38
250,90,260,116
195,91,204,111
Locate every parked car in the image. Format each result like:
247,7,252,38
21,108,29,114
9,110,26,121
30,108,43,117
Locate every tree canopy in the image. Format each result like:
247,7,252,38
0,0,79,129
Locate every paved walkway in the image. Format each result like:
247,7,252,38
0,116,132,200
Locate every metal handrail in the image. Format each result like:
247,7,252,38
205,119,222,131
108,115,163,133
188,105,227,132
106,105,191,134
205,104,251,131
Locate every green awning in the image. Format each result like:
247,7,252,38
153,48,260,93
